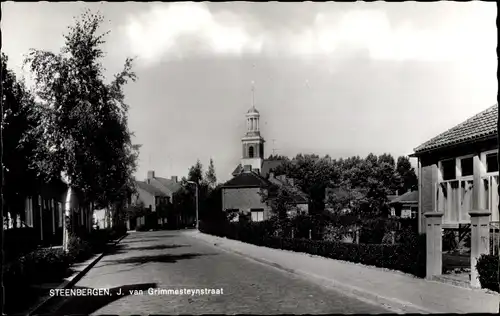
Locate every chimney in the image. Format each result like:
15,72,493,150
243,165,252,172
171,176,178,183
269,172,275,179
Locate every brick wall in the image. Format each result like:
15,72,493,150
222,187,271,220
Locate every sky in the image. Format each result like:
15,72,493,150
2,1,498,183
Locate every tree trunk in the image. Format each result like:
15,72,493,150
62,185,72,252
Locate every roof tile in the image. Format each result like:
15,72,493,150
413,104,498,154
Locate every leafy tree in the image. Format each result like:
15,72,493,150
205,158,217,190
22,10,139,249
396,156,418,194
273,154,337,214
267,154,289,161
259,184,297,237
1,53,39,226
187,159,204,185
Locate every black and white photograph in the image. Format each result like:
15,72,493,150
0,1,498,315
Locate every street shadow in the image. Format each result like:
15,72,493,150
38,283,157,315
99,253,217,268
125,244,191,251
120,238,167,244
105,243,191,255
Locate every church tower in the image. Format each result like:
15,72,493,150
241,83,265,174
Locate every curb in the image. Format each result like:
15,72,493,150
191,232,434,314
26,233,129,316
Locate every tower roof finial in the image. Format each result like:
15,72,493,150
251,80,255,109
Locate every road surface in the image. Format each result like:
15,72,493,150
42,230,389,315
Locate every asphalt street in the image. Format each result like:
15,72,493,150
42,230,389,315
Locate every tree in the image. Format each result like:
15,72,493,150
205,158,217,190
259,184,297,237
23,10,139,250
187,159,204,185
1,53,39,226
273,154,337,214
396,156,418,195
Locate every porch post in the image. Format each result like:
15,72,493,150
469,210,491,288
424,212,444,279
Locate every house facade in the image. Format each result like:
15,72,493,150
411,104,498,234
130,178,170,229
389,190,418,219
223,104,309,221
19,177,92,246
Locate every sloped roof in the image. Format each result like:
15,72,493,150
389,190,418,205
154,177,183,194
261,159,285,177
387,195,399,202
413,104,498,155
222,171,271,188
232,164,243,176
135,181,167,197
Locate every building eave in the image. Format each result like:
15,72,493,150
411,134,497,157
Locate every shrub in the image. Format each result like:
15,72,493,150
111,225,128,239
200,219,427,278
68,234,93,262
476,254,499,292
4,227,39,260
4,248,72,287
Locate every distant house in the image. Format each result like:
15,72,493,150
224,104,309,221
126,170,186,229
222,166,272,222
267,173,309,216
129,178,169,229
410,104,498,234
389,190,418,219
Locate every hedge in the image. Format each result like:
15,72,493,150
199,220,426,278
4,227,39,261
476,254,499,292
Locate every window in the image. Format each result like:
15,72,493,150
248,146,254,158
251,208,264,222
487,153,499,173
410,207,418,219
441,159,456,180
460,157,473,177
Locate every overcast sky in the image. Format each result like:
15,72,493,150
2,2,497,183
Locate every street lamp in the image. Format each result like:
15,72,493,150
186,181,199,230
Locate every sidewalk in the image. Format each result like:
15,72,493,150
186,231,499,314
24,233,129,316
